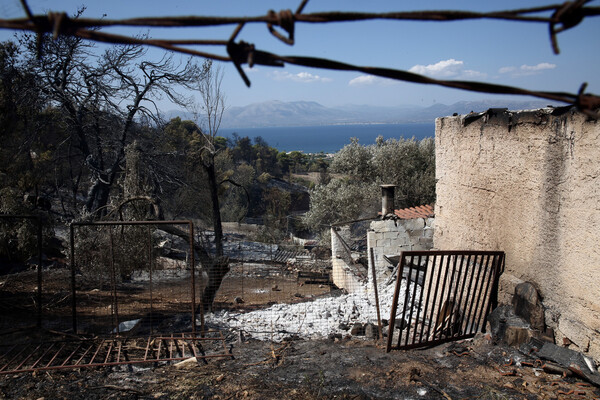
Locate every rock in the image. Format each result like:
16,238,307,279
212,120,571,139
504,325,532,347
365,323,378,339
350,322,365,336
512,282,545,331
338,323,349,331
488,305,535,347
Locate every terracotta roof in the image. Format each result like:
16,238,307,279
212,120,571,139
394,204,434,219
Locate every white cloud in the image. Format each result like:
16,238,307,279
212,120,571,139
409,59,464,77
270,71,332,83
348,75,399,86
348,75,377,85
499,62,556,76
408,59,486,80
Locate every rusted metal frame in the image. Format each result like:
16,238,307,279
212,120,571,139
473,254,497,333
13,344,43,371
44,342,67,368
448,253,467,338
143,337,151,361
420,253,438,343
70,224,76,333
398,333,478,351
61,342,83,366
467,254,492,334
28,342,55,369
0,334,233,374
0,215,43,328
410,254,427,346
218,330,234,359
388,251,505,351
155,338,163,361
430,253,453,342
116,340,122,363
0,344,30,373
104,341,114,364
462,255,486,335
453,253,472,336
369,248,383,341
0,353,234,375
69,220,199,336
74,343,94,366
478,254,503,331
434,253,459,342
396,255,413,348
109,227,119,335
396,255,414,348
88,339,104,365
386,253,407,351
404,255,421,347
148,226,154,334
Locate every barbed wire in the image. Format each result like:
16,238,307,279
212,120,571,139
1,0,599,117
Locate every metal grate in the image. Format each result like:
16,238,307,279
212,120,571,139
0,332,232,375
386,251,504,352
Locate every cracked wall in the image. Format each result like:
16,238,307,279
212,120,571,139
434,107,600,361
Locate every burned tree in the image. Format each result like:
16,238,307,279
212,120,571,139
19,20,206,218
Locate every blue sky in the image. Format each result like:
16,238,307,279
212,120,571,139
1,0,599,110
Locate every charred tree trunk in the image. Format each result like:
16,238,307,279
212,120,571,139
200,160,229,312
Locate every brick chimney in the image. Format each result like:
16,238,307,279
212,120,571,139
380,184,396,218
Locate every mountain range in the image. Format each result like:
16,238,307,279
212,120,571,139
168,99,558,129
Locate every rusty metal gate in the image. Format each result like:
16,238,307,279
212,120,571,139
0,331,232,375
70,220,202,336
386,250,504,351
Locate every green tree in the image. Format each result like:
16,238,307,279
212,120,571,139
304,136,435,232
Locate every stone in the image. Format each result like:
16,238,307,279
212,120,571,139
350,322,365,336
512,282,545,331
365,323,378,339
504,325,532,347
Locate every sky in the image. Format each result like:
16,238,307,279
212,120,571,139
1,0,599,110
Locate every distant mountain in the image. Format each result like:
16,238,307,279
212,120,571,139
166,99,557,129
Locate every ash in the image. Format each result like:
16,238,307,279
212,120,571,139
207,280,415,341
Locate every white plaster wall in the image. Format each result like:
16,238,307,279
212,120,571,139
434,108,600,361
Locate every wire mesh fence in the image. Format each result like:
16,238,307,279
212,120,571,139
204,230,384,342
0,215,43,332
69,221,198,337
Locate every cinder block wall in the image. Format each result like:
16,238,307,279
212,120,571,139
367,218,434,290
434,108,600,361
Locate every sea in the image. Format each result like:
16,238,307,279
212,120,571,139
219,123,434,154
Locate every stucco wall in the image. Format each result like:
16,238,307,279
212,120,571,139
434,107,600,361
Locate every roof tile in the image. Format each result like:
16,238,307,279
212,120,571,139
394,204,434,219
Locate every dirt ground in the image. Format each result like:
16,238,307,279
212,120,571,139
2,265,600,399
1,332,599,400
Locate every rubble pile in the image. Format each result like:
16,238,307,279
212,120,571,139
207,279,415,341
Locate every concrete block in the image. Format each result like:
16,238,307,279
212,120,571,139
384,232,399,240
378,239,391,248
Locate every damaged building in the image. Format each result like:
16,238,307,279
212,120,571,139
435,106,600,361
331,106,599,364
